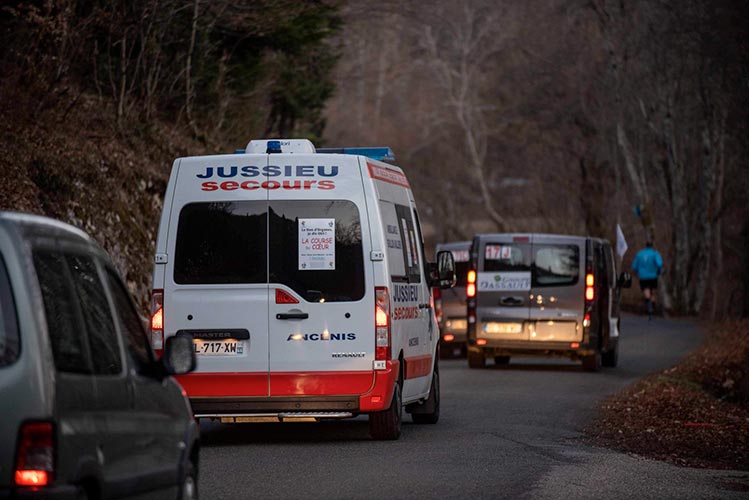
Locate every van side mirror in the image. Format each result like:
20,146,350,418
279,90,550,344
162,333,196,376
431,250,456,289
617,271,632,289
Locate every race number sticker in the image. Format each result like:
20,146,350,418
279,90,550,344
485,245,513,260
452,249,470,262
477,272,531,291
299,218,335,270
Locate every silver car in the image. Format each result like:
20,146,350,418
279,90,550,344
466,233,630,371
0,212,199,499
434,241,471,357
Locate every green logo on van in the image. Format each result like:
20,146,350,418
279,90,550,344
494,275,501,281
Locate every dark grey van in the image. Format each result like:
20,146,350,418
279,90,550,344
434,241,471,357
0,213,199,499
465,233,630,371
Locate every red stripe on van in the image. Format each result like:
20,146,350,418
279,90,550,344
176,372,268,397
270,371,375,396
404,354,432,379
367,162,410,188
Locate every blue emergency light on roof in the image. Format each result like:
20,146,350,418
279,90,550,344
266,140,282,154
316,147,396,163
245,139,317,154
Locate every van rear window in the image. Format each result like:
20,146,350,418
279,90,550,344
533,244,580,287
482,243,531,272
269,200,364,302
175,202,267,284
174,200,365,302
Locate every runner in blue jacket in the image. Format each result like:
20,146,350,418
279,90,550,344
631,240,663,319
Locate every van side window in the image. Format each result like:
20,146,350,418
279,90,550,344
67,255,123,375
33,250,92,374
174,201,267,284
532,244,580,287
394,204,421,283
269,200,365,302
0,254,20,367
106,268,153,369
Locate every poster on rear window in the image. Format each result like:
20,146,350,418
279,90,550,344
299,218,335,270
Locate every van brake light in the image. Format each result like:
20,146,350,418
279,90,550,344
585,274,594,302
375,287,391,361
151,289,164,356
466,270,476,298
14,422,53,487
276,289,299,304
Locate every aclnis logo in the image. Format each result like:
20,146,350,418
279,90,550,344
287,332,356,342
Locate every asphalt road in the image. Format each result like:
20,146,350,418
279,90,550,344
198,315,749,499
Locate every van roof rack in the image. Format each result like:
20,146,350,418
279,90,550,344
316,147,396,163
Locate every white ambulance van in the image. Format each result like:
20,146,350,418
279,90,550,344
151,139,455,440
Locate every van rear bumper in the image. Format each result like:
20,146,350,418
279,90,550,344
468,339,595,358
191,395,360,416
188,361,400,416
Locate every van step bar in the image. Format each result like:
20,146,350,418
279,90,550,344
200,412,354,423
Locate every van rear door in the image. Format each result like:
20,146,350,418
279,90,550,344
165,155,271,397
476,235,532,341
528,234,584,342
266,155,375,397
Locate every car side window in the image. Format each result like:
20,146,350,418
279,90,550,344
66,254,123,375
33,250,92,374
0,253,20,367
105,268,153,369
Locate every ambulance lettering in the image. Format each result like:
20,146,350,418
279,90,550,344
198,165,338,191
392,283,419,321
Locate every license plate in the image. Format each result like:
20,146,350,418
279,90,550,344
446,319,467,331
193,339,244,356
484,322,523,334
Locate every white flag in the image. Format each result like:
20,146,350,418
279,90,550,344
616,224,628,258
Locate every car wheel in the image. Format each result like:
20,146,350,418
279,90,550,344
494,356,510,365
411,368,440,424
582,350,602,372
179,459,198,500
468,349,486,369
602,340,619,367
369,381,402,440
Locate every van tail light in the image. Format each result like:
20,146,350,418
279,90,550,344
432,287,442,324
466,270,476,298
276,288,299,304
375,287,391,361
585,273,595,302
467,267,477,342
151,289,164,357
14,422,53,487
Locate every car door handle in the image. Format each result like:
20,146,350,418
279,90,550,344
276,312,309,320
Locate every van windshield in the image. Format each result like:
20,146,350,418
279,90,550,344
174,200,365,302
532,244,580,287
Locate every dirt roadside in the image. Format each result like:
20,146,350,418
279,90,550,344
586,319,749,470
